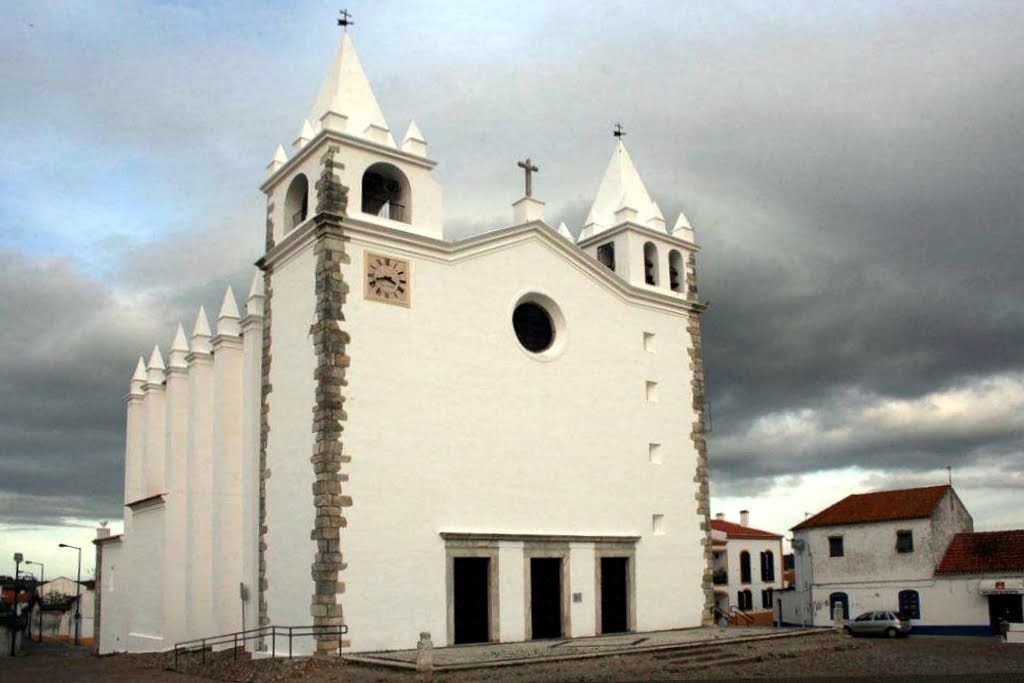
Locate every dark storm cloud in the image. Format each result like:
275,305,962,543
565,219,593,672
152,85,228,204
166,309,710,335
1,1,1022,533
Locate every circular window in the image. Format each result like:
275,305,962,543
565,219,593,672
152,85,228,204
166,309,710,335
513,302,554,352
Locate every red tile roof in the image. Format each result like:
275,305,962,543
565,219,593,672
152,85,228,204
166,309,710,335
791,485,950,531
711,519,782,539
935,530,1024,575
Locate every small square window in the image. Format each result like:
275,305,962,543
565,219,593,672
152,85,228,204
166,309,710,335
652,514,665,535
896,530,914,553
645,381,659,403
643,332,656,352
648,442,662,464
829,536,844,558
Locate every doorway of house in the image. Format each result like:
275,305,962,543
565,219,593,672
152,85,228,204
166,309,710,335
530,558,563,639
600,557,629,634
453,557,490,644
988,594,1023,635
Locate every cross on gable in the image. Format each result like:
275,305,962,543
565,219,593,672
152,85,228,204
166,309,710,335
338,9,354,30
517,157,539,198
613,122,626,138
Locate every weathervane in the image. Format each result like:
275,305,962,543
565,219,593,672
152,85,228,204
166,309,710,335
338,9,354,31
517,157,539,198
613,122,626,138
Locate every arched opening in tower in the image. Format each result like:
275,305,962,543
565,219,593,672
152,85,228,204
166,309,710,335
362,163,411,223
284,173,309,231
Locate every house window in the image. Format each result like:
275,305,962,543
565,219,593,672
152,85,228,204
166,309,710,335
896,530,914,553
898,590,921,619
740,551,751,584
761,588,773,609
829,536,844,557
760,550,775,582
737,589,753,611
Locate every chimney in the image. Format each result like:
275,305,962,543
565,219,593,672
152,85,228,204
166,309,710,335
740,510,750,526
96,521,111,540
715,513,725,520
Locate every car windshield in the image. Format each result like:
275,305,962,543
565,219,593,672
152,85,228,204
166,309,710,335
855,613,872,621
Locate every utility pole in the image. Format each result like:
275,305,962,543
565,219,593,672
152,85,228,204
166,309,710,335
58,544,82,646
11,553,22,656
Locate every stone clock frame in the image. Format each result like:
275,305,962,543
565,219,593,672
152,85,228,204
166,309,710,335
363,251,411,307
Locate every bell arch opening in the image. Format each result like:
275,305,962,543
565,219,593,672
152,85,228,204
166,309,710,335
669,249,684,292
284,174,309,231
643,242,659,286
362,162,411,224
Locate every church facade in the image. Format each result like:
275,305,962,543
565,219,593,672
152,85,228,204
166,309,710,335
95,30,714,655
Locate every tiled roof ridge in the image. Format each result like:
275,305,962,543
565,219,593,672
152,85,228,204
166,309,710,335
711,518,783,538
935,529,1024,575
792,484,950,531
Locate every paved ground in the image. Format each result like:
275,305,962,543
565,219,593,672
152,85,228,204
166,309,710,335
3,630,1024,681
353,626,805,667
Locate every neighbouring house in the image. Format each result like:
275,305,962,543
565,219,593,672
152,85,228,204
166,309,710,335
31,577,96,643
95,26,715,655
779,484,1024,635
710,511,784,626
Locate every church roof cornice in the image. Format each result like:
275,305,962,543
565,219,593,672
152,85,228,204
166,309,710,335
260,129,437,194
576,220,700,252
261,214,707,315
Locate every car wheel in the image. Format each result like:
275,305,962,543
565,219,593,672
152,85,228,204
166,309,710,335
885,627,897,638
844,626,853,636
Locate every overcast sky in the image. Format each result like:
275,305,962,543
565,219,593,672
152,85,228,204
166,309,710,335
2,1,1022,579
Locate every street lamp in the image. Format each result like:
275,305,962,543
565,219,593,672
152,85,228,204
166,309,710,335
24,560,44,643
57,543,82,646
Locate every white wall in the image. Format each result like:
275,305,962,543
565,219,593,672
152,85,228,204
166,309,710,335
97,540,126,653
721,536,784,612
326,232,705,651
126,504,165,651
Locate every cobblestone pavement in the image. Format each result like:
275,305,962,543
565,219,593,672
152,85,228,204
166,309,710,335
4,631,1024,681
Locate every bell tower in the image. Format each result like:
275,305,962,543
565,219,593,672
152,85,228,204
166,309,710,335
260,30,444,247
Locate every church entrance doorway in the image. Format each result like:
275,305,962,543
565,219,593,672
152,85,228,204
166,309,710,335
530,558,563,639
453,557,490,644
600,557,629,634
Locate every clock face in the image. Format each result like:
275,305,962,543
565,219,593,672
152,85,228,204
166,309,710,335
364,252,411,307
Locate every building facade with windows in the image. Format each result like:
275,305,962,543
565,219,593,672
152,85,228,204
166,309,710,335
780,485,1024,635
95,29,715,655
710,512,784,626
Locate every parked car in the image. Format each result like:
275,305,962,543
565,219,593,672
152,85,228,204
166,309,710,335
844,610,912,638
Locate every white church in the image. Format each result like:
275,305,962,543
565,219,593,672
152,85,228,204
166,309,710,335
94,27,713,655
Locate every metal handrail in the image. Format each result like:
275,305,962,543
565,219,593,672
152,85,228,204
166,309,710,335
173,623,348,668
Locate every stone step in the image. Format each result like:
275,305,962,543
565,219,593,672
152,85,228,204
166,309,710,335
653,644,727,661
666,653,761,672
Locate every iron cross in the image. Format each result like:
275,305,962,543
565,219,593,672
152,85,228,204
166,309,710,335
517,158,539,197
338,9,354,30
613,122,626,138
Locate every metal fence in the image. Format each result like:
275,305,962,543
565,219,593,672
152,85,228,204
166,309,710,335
173,624,348,667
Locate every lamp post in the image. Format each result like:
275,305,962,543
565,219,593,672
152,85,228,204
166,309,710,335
24,560,44,643
58,544,82,646
11,553,22,656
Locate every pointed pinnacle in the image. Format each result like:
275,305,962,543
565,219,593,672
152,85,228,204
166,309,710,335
148,345,165,370
192,305,212,338
132,356,147,382
219,286,241,320
171,323,189,352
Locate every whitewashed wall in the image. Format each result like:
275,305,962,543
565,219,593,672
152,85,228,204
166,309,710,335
97,539,126,653
722,536,784,612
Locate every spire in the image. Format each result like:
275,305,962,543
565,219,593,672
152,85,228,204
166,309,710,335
580,140,665,239
146,345,166,385
292,119,315,150
672,210,695,242
557,222,574,242
217,286,241,336
308,33,395,147
400,120,427,156
130,356,147,395
168,323,190,369
191,306,212,355
267,144,287,175
246,271,265,317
